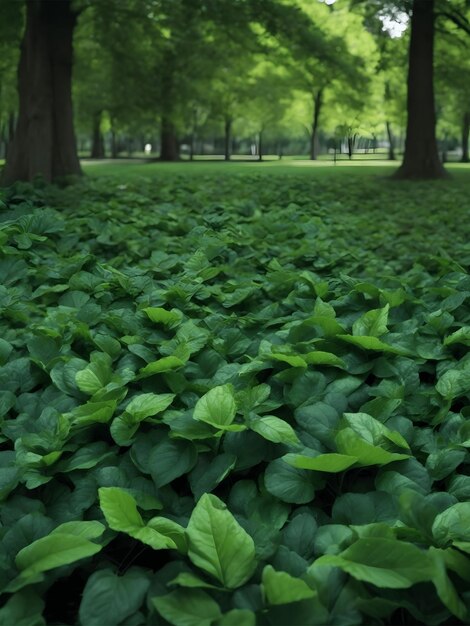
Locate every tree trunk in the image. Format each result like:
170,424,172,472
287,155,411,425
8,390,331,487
159,116,179,161
2,0,81,185
224,118,232,161
111,128,118,159
394,0,447,179
309,88,323,160
91,111,105,158
461,112,470,163
386,121,396,160
347,133,356,160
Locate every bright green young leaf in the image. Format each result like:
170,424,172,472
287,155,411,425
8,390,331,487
143,307,183,327
249,415,299,445
352,304,389,337
193,384,237,429
283,453,358,473
15,533,102,577
75,353,113,395
313,538,435,588
138,356,185,378
303,351,346,369
262,565,316,605
186,493,257,588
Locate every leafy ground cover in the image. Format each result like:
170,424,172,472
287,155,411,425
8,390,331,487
0,167,470,626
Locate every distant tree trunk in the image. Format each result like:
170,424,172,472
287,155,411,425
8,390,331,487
309,88,323,160
347,133,356,160
386,121,396,160
91,111,105,158
2,0,81,185
224,117,232,161
394,0,447,179
111,128,118,159
461,112,470,163
258,130,264,162
159,116,179,161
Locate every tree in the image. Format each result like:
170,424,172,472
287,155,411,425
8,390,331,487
2,0,82,185
393,0,447,178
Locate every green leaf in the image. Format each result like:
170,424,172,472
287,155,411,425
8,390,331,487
270,353,307,368
337,335,411,355
265,459,316,504
125,392,175,420
432,503,470,546
335,428,410,467
75,352,113,395
0,590,45,626
15,533,102,579
215,609,256,626
313,538,435,588
79,568,150,626
99,487,176,550
436,368,470,400
149,437,197,488
153,589,221,626
262,565,316,605
137,356,185,378
303,351,346,369
51,521,105,540
249,415,299,445
444,327,470,347
143,306,183,327
283,453,358,473
352,304,389,337
186,493,257,588
193,384,237,429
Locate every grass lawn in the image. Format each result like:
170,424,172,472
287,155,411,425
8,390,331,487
0,160,469,625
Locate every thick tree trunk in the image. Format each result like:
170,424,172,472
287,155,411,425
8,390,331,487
91,111,105,158
386,121,396,160
394,0,447,179
224,118,232,161
2,0,81,185
461,112,470,163
159,116,179,161
309,88,323,160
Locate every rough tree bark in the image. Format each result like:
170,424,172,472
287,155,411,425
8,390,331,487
224,117,232,161
91,110,105,158
461,112,470,163
2,0,81,185
386,121,396,160
159,116,179,161
393,0,447,179
309,88,323,160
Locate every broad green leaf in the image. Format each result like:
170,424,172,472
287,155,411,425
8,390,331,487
149,437,197,488
143,307,183,327
262,565,316,604
15,533,102,577
303,351,345,369
270,353,307,368
169,572,222,590
79,568,150,626
313,538,435,588
264,459,316,504
0,590,45,626
98,487,176,550
138,356,186,378
352,304,389,337
429,548,468,620
76,353,113,395
215,609,256,626
51,521,105,540
337,335,411,355
186,493,257,588
336,428,410,466
283,453,358,473
432,503,470,546
436,368,470,400
444,327,470,347
125,393,175,421
193,384,237,429
249,415,299,445
152,589,221,626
